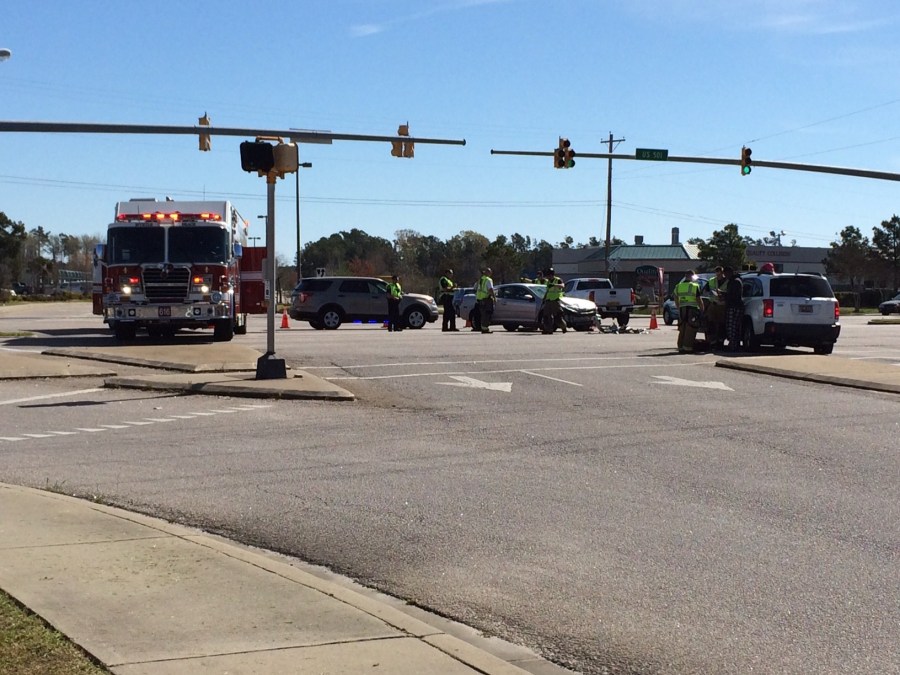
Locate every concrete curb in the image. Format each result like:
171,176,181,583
0,483,571,675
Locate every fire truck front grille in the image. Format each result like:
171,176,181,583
142,267,190,303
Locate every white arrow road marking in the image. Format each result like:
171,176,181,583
652,375,733,391
437,375,512,392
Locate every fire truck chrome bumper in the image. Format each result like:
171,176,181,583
108,303,230,321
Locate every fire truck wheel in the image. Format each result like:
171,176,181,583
113,323,136,341
213,319,235,342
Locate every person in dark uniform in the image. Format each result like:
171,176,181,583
439,269,459,331
386,275,403,332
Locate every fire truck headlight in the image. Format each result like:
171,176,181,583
191,274,213,294
118,275,141,295
211,291,223,303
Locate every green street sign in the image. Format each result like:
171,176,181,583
635,148,669,161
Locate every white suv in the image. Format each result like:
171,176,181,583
740,272,840,354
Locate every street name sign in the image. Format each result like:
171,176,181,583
635,148,669,161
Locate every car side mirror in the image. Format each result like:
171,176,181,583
525,294,535,302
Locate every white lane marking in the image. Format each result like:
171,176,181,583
122,420,154,425
75,427,107,432
437,375,512,392
143,418,176,423
0,388,103,406
48,431,78,435
208,409,237,414
520,370,583,387
652,375,733,391
305,355,653,371
22,433,54,438
327,361,704,381
189,411,217,416
168,415,198,419
0,436,25,442
100,424,130,429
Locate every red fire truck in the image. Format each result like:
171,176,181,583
94,198,251,341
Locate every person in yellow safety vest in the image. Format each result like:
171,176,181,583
541,267,567,334
674,269,702,353
386,274,403,332
475,267,496,333
439,268,459,332
703,266,727,349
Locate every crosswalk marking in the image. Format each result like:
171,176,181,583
1,404,273,444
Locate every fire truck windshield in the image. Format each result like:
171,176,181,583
108,227,164,265
169,226,228,264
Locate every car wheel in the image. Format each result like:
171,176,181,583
404,306,428,329
309,320,324,330
813,343,834,355
742,319,760,352
319,306,343,330
502,323,519,332
882,310,891,316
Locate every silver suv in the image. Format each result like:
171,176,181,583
740,272,840,354
289,276,439,330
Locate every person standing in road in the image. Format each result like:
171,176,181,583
439,269,459,332
386,274,403,332
674,270,702,353
475,267,496,333
541,267,566,334
704,266,727,349
723,266,744,352
533,270,546,286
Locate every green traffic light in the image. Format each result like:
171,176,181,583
742,165,751,175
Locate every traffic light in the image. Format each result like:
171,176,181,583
392,123,413,158
240,141,275,173
198,112,211,152
564,142,575,169
554,137,575,169
741,146,752,175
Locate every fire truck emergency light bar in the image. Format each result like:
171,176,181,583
115,211,223,223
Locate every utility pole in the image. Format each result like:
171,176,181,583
603,132,625,277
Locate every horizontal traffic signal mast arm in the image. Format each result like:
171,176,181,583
0,120,466,148
490,149,900,182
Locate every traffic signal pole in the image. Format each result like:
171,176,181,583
0,119,466,380
490,148,900,182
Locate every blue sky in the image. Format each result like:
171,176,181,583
3,0,900,263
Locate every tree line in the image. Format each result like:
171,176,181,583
687,217,900,295
3,206,899,298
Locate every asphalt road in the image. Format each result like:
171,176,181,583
1,304,898,674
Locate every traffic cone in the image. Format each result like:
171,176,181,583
280,309,290,329
649,308,658,330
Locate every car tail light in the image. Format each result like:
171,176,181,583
630,289,636,304
834,300,840,320
763,298,774,318
299,292,310,303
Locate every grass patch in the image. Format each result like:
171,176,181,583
0,589,110,674
0,331,32,337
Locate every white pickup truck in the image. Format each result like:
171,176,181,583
563,277,635,326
